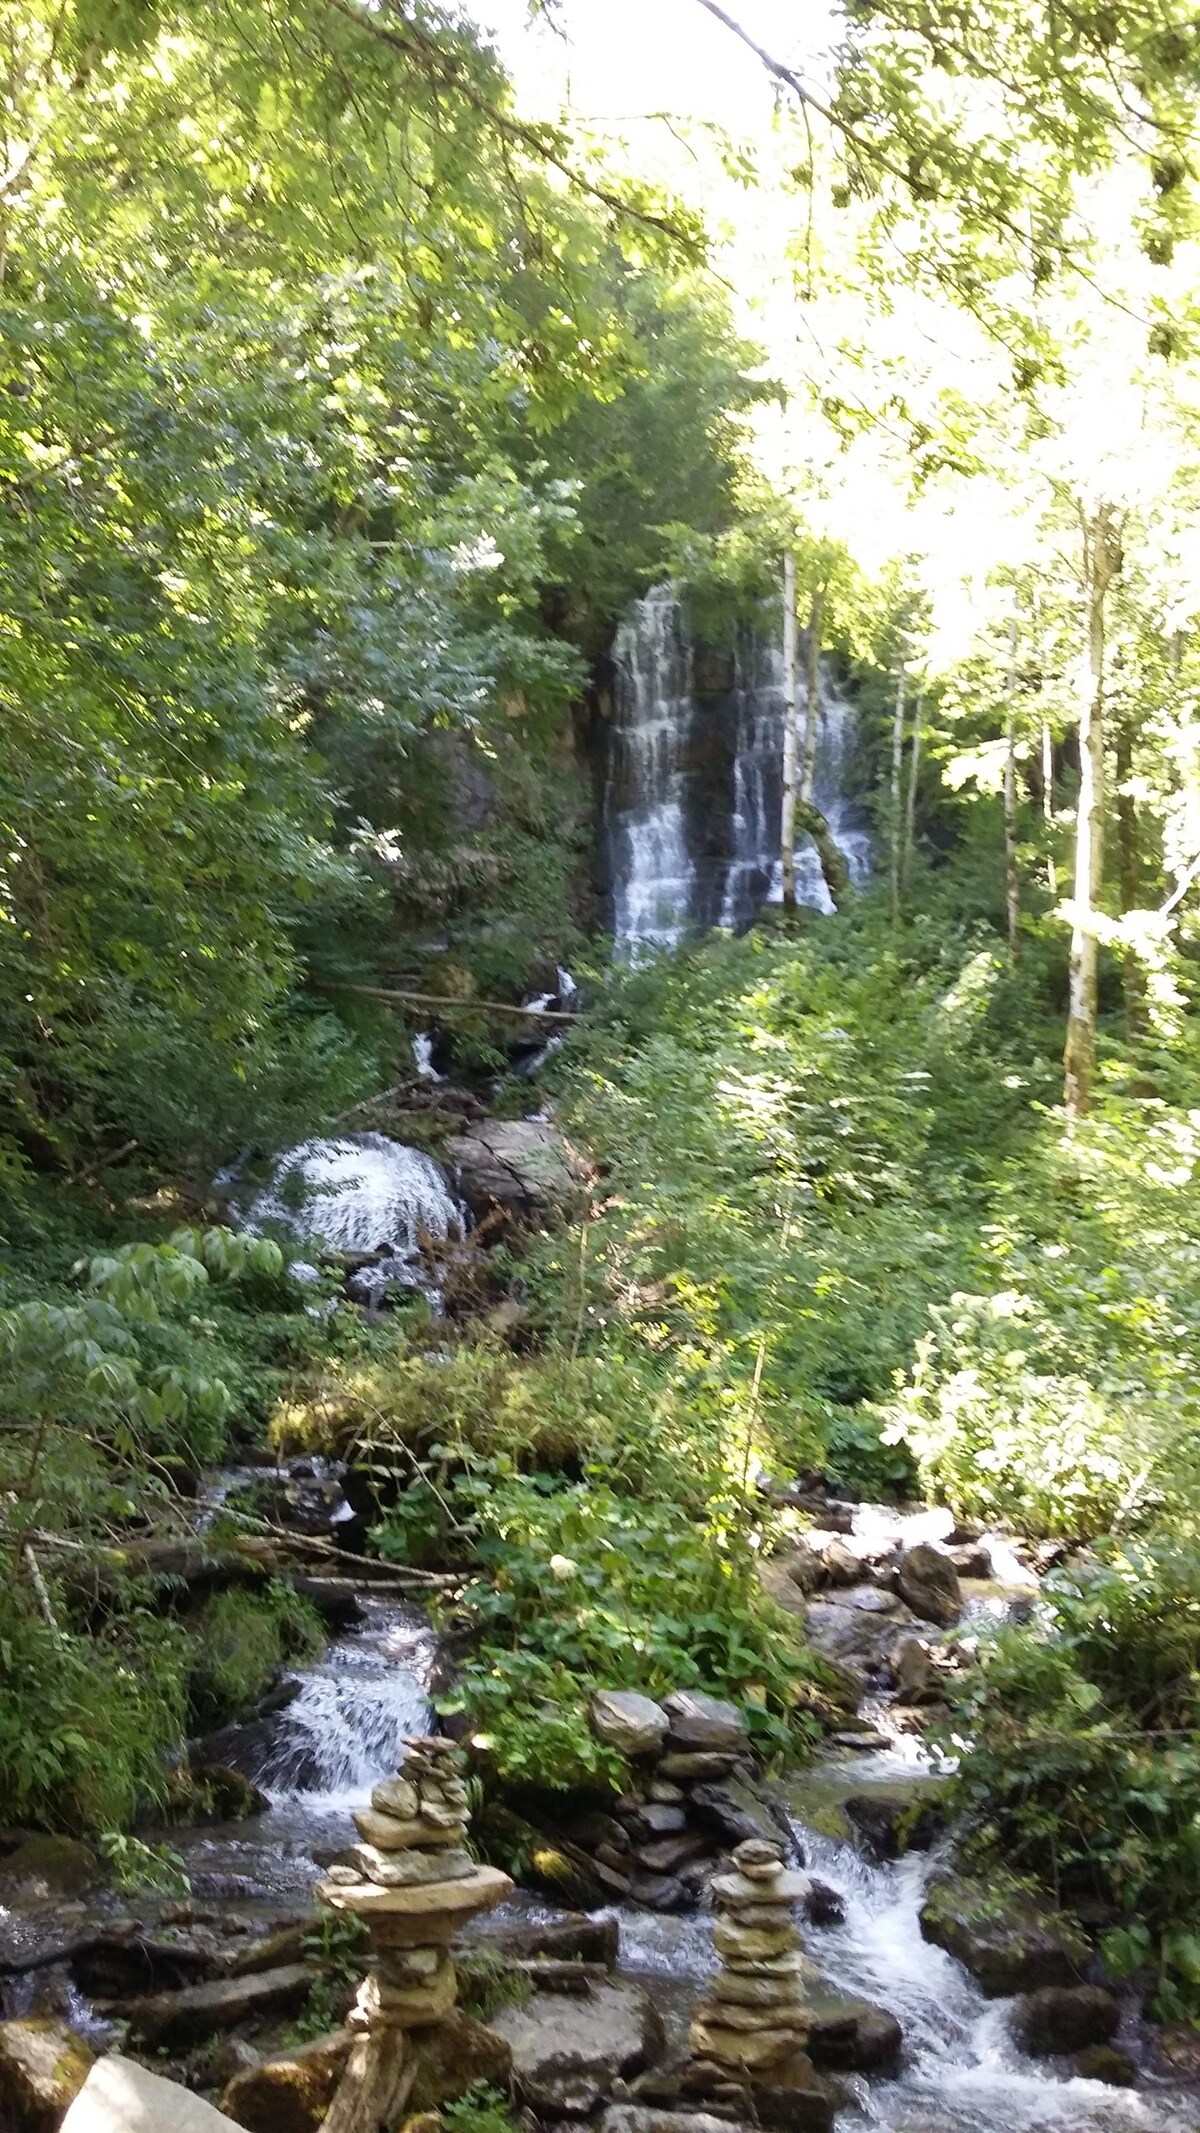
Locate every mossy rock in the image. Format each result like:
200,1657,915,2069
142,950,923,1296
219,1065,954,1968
919,1871,1089,1997
0,1838,103,1899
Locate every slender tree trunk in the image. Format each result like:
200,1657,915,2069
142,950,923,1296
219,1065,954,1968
901,693,922,902
780,551,799,912
1063,502,1122,1119
889,666,906,922
1042,720,1057,895
796,801,850,908
799,585,826,804
1005,613,1020,961
1114,714,1141,1034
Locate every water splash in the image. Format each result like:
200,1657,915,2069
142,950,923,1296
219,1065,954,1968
247,1132,464,1261
412,1033,444,1082
258,1602,435,1806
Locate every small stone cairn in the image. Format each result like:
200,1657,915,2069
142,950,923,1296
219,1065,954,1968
687,1838,816,2083
316,1734,512,2133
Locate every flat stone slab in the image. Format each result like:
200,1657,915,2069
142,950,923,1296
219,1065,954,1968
62,2055,245,2132
491,1979,662,2115
318,1863,512,1921
711,1870,811,1907
116,1963,314,2048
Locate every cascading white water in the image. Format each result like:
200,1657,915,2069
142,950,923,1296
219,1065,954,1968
258,1601,435,1806
609,586,698,949
607,585,872,951
247,1132,464,1260
616,1778,1199,2133
720,631,873,928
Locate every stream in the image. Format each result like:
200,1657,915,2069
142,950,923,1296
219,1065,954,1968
163,1536,1199,2133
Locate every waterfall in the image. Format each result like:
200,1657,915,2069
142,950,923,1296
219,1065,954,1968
607,585,871,952
608,586,698,950
246,1132,464,1260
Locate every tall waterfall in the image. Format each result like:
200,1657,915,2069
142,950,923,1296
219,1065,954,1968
607,585,870,952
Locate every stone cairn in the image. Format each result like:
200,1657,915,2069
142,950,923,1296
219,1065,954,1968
687,1837,816,2091
316,1734,512,2133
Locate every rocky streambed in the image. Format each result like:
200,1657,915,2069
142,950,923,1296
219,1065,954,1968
4,1478,1200,2133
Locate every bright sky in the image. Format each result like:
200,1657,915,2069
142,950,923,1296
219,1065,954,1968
463,2,833,134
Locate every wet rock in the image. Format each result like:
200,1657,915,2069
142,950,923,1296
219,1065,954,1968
821,1539,861,1588
218,2028,352,2133
803,1881,846,1928
627,1870,692,1912
805,1992,903,2073
61,2053,245,2132
116,1962,316,2048
634,1836,707,1876
946,1543,993,1579
919,1873,1088,1996
897,1544,962,1627
620,1803,687,1840
1073,2044,1137,2086
891,1636,943,1705
1012,1984,1119,2055
490,1978,664,2115
189,1764,271,1820
0,2017,94,2133
0,1838,102,1901
843,1784,949,1861
442,1120,583,1222
688,1779,783,1851
469,1915,619,1967
657,1752,741,1781
662,1691,746,1753
602,2109,747,2133
742,2053,838,2132
406,2008,513,2111
591,1691,670,1759
783,1543,824,1595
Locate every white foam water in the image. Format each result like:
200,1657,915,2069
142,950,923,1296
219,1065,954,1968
247,1131,464,1261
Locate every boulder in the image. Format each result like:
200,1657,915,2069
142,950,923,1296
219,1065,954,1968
442,1121,583,1222
470,1914,619,1967
219,2029,352,2133
891,1636,943,1705
783,1543,824,1596
821,1539,862,1588
0,1838,102,1901
739,2052,838,2132
803,1880,846,1928
804,1993,902,2072
118,1963,316,2048
657,1752,740,1781
1013,1984,1119,2056
662,1691,745,1753
603,2111,748,2133
61,2056,245,2133
490,1978,663,2115
920,1874,1088,1996
406,2008,513,2112
0,2018,94,2133
843,1785,948,1861
688,1778,784,1851
897,1544,962,1628
591,1691,669,1758
1073,2044,1137,2086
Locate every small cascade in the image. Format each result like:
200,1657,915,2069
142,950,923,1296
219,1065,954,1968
608,586,698,950
257,1601,435,1805
246,1132,464,1263
411,1032,444,1082
605,585,872,952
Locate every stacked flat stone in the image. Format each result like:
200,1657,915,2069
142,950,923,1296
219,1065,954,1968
316,1736,511,2133
687,1839,815,2075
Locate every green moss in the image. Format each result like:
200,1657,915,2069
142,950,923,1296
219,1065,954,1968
186,1581,325,1731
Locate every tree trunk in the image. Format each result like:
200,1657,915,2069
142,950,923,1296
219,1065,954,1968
795,800,850,908
901,693,922,902
799,584,826,804
1063,502,1122,1118
1005,613,1020,960
889,666,906,922
780,551,799,912
1041,719,1057,895
1114,714,1141,1033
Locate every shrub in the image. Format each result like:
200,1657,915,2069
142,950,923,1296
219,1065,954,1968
186,1581,325,1731
943,1542,1200,2020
